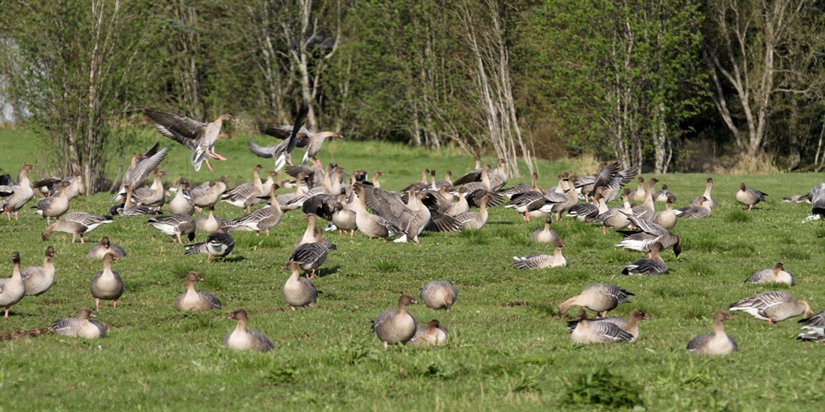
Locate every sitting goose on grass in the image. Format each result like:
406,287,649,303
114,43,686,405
175,271,221,311
567,308,649,343
687,310,737,355
745,262,795,286
569,309,634,344
798,310,825,341
87,236,127,260
373,293,418,349
621,242,668,275
729,290,813,325
530,217,560,243
675,195,712,219
282,261,318,311
50,307,106,338
409,319,448,346
223,308,274,352
420,281,457,311
512,239,566,269
556,283,634,319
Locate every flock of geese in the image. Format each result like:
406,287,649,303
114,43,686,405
3,109,825,353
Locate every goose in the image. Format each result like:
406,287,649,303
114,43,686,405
802,183,825,222
504,174,568,222
593,188,633,235
34,181,71,224
112,184,159,216
566,188,608,222
287,228,329,278
0,163,34,220
185,228,235,264
674,195,711,218
615,214,682,258
330,194,357,237
41,212,114,244
653,184,675,203
294,214,335,248
223,309,274,352
736,182,768,211
628,177,658,221
729,290,813,325
51,307,107,338
798,310,825,341
86,236,127,260
687,310,737,355
630,177,647,202
20,246,56,296
168,178,195,215
282,261,318,310
745,262,795,286
550,175,580,220
195,205,223,233
90,253,123,311
131,169,166,208
360,184,423,243
621,242,667,275
147,213,197,244
584,162,637,202
567,308,649,342
113,143,169,202
175,271,221,311
0,252,25,317
569,309,634,343
487,159,509,191
302,193,341,222
513,239,566,269
429,169,454,192
557,283,633,319
420,281,457,311
652,197,677,229
453,193,491,230
146,110,235,172
690,177,718,208
220,165,266,212
373,293,418,349
247,104,310,171
258,121,341,166
351,184,401,241
190,177,227,209
409,319,448,346
530,217,559,243
223,184,283,236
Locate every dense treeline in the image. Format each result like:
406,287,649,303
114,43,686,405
1,0,823,193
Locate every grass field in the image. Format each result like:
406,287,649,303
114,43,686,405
2,128,825,411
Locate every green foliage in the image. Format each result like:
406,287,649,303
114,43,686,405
565,368,644,408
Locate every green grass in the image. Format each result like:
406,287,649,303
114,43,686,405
2,128,825,410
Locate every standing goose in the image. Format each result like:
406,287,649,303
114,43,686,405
453,193,491,230
247,103,310,171
567,308,649,343
675,196,712,219
90,253,123,311
745,262,795,286
630,176,647,203
223,309,274,352
195,205,223,233
146,110,235,172
0,163,34,220
330,193,357,237
184,228,235,264
20,246,56,296
652,197,677,230
569,309,634,344
190,177,227,210
86,236,127,260
729,290,813,324
113,143,169,202
736,182,768,211
220,165,266,212
41,212,114,244
147,213,197,244
51,307,107,338
223,184,283,236
351,184,401,241
687,310,737,355
557,283,634,319
35,181,71,224
409,319,448,346
168,178,195,215
131,169,167,208
629,177,659,221
373,293,418,349
0,252,25,317
419,281,457,311
530,217,560,243
360,184,423,243
175,271,221,311
282,261,318,310
513,239,567,269
691,177,718,208
286,228,329,278
621,242,668,275
593,189,633,235
259,124,343,165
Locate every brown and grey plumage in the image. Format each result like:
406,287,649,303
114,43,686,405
113,184,159,216
361,184,423,243
531,217,560,243
408,319,448,346
569,309,634,344
0,163,34,220
798,310,825,341
621,242,667,275
90,253,123,311
557,283,634,319
652,197,677,229
190,177,227,209
287,228,329,278
373,293,418,349
185,229,235,264
282,261,318,310
567,308,649,342
729,290,813,325
259,124,343,165
41,212,114,244
0,252,25,317
20,246,56,296
247,103,310,171
802,183,825,222
736,182,768,211
687,310,737,355
168,178,195,215
50,307,106,338
745,262,795,286
616,213,682,258
223,309,274,352
220,165,265,212
593,189,633,235
690,177,718,208
195,205,223,233
675,195,712,218
223,184,283,236
87,236,127,260
420,281,457,311
351,184,402,241
146,110,234,172
147,213,196,244
175,271,221,311
132,169,167,208
513,239,566,269
35,181,71,224
113,143,169,202
453,194,491,230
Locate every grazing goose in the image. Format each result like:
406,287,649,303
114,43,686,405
373,293,418,349
220,165,266,212
453,193,491,230
351,184,400,241
621,242,668,275
146,110,235,172
653,184,675,203
87,236,127,260
282,261,318,310
567,308,649,343
530,217,560,243
195,205,223,233
247,103,310,171
736,182,768,211
0,163,34,220
593,189,633,235
409,319,448,346
113,143,169,202
798,310,825,341
259,124,343,165
90,253,123,311
175,271,221,311
41,212,114,244
420,281,457,311
147,213,197,244
185,228,235,264
131,169,166,208
674,195,712,218
652,197,677,230
557,283,634,319
745,262,795,286
569,309,634,344
223,309,274,352
223,184,283,236
287,228,329,278
51,307,107,338
729,291,813,324
35,181,71,224
802,183,825,222
691,177,718,208
0,252,25,317
20,246,56,296
615,214,682,258
168,178,195,215
687,310,737,355
513,239,567,269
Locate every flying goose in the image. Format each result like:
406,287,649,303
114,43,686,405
147,213,197,244
557,283,634,319
736,183,767,211
408,319,448,346
282,261,318,310
90,253,123,311
744,262,795,286
729,290,813,324
569,309,634,343
223,309,274,351
146,111,235,172
419,281,457,311
20,246,56,296
373,293,418,349
51,307,107,338
247,103,310,171
113,143,169,202
175,271,221,311
513,239,566,269
0,163,34,220
567,308,649,342
259,124,343,165
0,252,25,317
41,212,114,244
185,228,235,263
687,310,737,355
86,236,127,260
